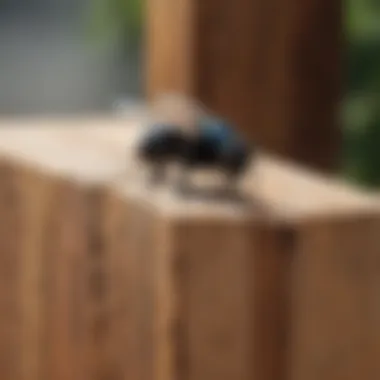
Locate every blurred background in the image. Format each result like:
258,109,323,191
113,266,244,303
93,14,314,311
0,0,380,187
0,0,143,114
344,0,380,187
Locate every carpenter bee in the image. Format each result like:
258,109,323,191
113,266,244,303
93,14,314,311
137,95,254,196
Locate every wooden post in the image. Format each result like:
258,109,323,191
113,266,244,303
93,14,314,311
0,118,377,380
116,162,380,380
117,183,295,380
145,0,342,172
0,120,140,380
289,215,380,380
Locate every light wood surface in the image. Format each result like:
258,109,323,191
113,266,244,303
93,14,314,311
0,117,378,380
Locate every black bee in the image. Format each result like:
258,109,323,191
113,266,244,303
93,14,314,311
137,116,253,195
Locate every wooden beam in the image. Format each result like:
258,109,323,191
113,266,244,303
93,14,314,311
116,183,295,380
0,120,137,380
145,0,342,172
113,175,379,380
0,118,377,380
290,215,380,380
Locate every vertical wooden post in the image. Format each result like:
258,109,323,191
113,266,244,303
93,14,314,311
145,0,342,172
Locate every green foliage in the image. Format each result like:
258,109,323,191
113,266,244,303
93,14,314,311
344,0,380,187
86,0,143,46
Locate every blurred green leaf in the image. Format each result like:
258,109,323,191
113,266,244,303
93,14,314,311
86,0,143,45
343,0,380,187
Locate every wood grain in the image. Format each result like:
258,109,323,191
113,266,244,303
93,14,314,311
0,126,142,380
121,184,294,380
0,122,377,380
0,161,23,380
146,0,341,171
290,216,380,380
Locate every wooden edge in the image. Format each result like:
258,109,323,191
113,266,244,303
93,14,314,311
0,118,378,223
0,157,142,380
150,207,295,380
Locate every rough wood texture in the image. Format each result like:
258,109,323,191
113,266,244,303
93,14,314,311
117,183,295,380
290,216,380,380
116,175,380,380
145,0,341,172
0,121,138,380
0,120,378,380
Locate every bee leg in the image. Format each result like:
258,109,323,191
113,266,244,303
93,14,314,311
174,165,192,196
220,147,249,200
148,162,167,187
220,168,242,200
224,177,238,198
